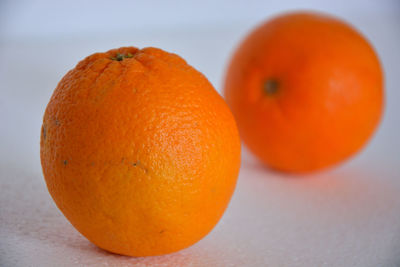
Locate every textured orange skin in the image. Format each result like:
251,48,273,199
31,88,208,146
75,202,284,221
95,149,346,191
224,12,384,173
40,47,241,256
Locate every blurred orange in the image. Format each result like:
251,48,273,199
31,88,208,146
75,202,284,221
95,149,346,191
224,12,384,173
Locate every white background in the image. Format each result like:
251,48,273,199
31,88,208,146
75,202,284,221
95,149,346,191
1,1,399,266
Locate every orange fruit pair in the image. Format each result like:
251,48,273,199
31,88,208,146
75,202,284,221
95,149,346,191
41,11,383,257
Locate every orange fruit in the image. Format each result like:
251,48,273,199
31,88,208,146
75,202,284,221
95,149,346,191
40,46,241,256
224,12,384,173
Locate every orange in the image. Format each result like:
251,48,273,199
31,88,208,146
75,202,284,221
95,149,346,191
40,46,241,256
224,12,384,173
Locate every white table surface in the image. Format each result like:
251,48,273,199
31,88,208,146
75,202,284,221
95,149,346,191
1,8,400,267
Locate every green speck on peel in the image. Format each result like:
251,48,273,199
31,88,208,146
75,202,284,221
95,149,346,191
111,53,134,61
132,160,140,167
42,125,46,140
63,160,68,166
